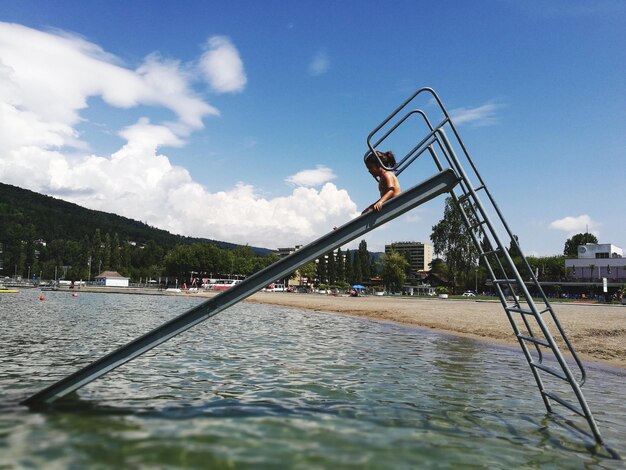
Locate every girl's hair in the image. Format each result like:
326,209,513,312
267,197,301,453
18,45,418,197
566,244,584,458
365,150,396,168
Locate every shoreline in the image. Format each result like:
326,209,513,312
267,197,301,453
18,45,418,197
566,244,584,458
244,292,626,370
51,286,626,370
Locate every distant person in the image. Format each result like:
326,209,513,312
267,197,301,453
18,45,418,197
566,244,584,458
362,150,401,214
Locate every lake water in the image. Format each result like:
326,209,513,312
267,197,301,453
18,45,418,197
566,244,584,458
1,290,624,468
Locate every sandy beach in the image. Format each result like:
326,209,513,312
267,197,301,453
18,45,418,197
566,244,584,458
243,292,626,369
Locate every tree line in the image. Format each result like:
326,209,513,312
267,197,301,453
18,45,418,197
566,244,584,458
1,220,387,287
428,197,601,293
0,225,280,283
1,182,595,291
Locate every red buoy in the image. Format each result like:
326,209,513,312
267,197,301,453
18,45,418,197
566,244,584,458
39,296,45,301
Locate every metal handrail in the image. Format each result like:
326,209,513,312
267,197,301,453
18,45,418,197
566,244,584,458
361,86,604,447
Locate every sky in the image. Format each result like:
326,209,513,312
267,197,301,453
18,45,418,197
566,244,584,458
0,0,624,256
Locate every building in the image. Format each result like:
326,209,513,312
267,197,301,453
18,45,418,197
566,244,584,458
565,243,626,282
385,241,433,275
94,271,129,287
576,243,622,259
276,246,301,258
275,246,303,286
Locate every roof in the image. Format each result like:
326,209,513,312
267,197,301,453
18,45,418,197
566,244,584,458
94,271,128,279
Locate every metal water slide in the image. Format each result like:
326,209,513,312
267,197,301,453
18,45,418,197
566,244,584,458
22,168,459,407
23,86,609,453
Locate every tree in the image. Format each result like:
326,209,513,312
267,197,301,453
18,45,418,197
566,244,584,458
316,256,327,285
232,245,255,275
92,229,102,274
381,250,409,293
111,233,121,271
336,247,345,284
508,234,522,259
103,233,112,271
120,239,131,275
564,233,598,257
430,197,480,288
344,249,354,285
358,240,370,279
526,255,566,281
352,251,362,284
326,250,336,284
429,258,449,279
298,261,317,286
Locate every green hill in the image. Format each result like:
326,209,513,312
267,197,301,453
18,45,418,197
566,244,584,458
0,182,271,254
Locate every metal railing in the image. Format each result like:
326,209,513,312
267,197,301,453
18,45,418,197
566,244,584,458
365,87,607,449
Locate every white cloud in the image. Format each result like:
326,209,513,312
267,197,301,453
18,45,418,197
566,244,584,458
160,182,359,248
285,165,336,187
199,36,247,93
0,23,217,132
0,22,359,249
309,50,329,76
549,214,600,237
38,123,359,247
450,102,501,127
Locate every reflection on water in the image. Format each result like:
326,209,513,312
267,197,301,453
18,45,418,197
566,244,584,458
1,290,624,468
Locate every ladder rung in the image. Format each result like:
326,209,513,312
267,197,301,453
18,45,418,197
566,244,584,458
518,334,550,347
506,306,552,316
480,249,501,257
531,362,568,381
458,185,486,203
492,278,518,284
470,220,487,230
507,306,533,315
542,391,584,417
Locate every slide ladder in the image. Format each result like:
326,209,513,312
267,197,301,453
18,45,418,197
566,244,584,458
366,87,604,447
22,168,458,406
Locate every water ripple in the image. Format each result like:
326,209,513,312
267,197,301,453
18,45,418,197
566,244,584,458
1,291,624,468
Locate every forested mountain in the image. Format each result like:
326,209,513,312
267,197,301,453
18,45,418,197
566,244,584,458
0,182,274,281
0,183,264,254
0,182,268,252
0,182,376,287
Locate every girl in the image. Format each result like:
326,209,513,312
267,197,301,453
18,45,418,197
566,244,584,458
362,151,401,214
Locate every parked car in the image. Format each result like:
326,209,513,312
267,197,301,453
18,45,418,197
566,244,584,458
265,283,286,292
462,291,476,297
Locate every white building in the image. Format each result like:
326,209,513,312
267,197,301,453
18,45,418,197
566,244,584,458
576,243,622,259
565,243,626,282
94,271,129,287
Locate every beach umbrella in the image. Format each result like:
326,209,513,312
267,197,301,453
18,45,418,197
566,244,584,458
352,284,365,290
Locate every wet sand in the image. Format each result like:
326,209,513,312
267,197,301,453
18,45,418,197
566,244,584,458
244,292,626,369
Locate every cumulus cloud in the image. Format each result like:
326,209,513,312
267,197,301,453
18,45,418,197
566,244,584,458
450,102,501,127
549,214,600,237
199,35,247,93
159,182,358,248
42,124,358,247
0,22,359,248
309,50,329,76
0,23,217,132
285,165,336,187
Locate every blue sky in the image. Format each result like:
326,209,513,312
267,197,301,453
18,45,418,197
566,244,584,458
0,0,624,255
